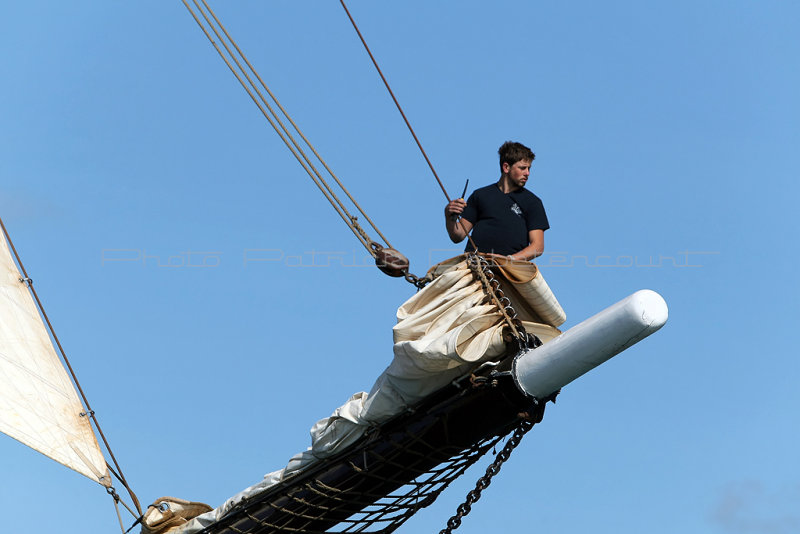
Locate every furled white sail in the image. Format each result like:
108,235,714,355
166,255,565,534
0,228,110,486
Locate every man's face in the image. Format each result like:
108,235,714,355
503,159,532,189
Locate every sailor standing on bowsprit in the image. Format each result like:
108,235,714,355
445,141,549,262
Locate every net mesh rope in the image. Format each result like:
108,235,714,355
201,430,512,534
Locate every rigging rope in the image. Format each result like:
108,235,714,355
181,0,395,260
0,216,142,518
339,0,479,253
339,0,444,198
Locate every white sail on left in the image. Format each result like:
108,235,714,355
0,228,111,486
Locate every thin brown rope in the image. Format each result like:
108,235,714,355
199,0,394,251
183,0,374,255
339,0,479,252
0,216,142,517
338,0,444,198
182,0,398,258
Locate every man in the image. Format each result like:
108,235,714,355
445,141,548,262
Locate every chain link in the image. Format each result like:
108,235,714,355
403,270,432,289
466,254,529,347
439,418,536,534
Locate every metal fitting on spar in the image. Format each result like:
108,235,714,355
511,289,668,399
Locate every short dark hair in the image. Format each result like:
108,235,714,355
498,141,535,170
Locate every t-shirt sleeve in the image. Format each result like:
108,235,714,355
461,191,478,224
526,196,550,231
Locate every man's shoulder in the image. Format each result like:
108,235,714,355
470,183,500,199
511,187,543,205
473,183,499,194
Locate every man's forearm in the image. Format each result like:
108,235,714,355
509,243,544,261
446,215,474,243
446,219,466,242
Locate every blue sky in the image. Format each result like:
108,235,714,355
1,1,798,533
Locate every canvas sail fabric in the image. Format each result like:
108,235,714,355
426,255,566,328
360,256,563,422
161,256,564,534
142,497,214,534
0,231,110,486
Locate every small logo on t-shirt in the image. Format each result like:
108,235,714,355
510,203,523,217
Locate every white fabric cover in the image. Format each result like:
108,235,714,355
164,256,563,533
0,229,111,486
428,256,566,328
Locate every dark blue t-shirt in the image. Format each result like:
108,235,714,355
461,184,549,255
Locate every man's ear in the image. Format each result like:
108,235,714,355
501,161,510,174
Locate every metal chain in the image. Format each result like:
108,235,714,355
439,418,536,534
403,271,433,289
437,254,548,533
467,254,528,346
